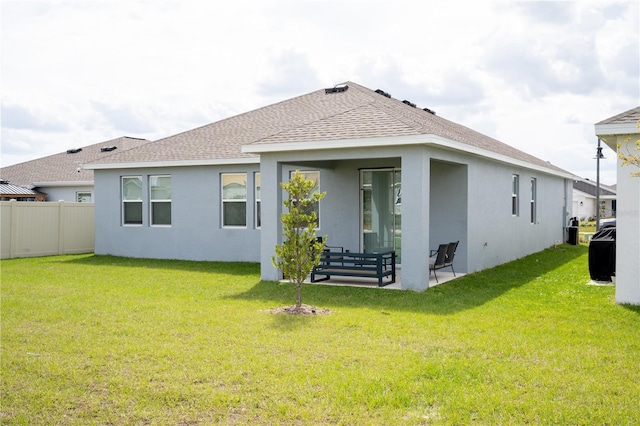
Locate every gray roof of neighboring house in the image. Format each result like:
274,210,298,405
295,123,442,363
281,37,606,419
0,136,150,186
596,106,640,125
86,82,569,174
0,181,43,196
573,179,617,197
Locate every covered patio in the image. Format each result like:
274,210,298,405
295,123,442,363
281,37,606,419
303,268,464,290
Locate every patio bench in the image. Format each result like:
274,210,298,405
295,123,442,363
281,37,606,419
311,250,396,287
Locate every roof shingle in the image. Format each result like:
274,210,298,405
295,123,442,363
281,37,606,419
596,106,640,125
0,136,150,186
86,82,569,174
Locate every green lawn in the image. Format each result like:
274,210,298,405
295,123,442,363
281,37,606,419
2,246,639,425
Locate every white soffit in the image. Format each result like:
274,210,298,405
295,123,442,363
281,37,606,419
83,157,261,170
31,181,94,187
595,122,639,137
242,134,575,179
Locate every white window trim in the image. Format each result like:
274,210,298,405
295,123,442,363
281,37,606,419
255,172,261,229
221,173,248,228
122,175,143,226
76,191,93,203
150,175,171,227
512,174,519,217
530,177,537,224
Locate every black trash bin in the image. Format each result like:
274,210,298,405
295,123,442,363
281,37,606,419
588,227,616,281
566,217,579,245
567,227,579,245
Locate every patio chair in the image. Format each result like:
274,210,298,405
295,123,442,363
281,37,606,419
444,241,459,277
429,244,449,283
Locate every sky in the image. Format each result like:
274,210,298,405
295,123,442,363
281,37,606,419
1,0,638,185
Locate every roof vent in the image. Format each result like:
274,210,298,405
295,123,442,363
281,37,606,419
402,100,416,108
325,84,349,94
0,179,9,185
100,146,117,152
67,148,82,154
422,107,436,115
375,89,391,98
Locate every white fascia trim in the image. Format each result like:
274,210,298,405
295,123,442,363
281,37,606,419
31,181,94,188
243,134,576,179
595,122,639,137
431,137,577,179
83,157,260,170
242,134,431,153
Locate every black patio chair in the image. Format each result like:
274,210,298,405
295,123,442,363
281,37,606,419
444,241,459,277
429,243,449,283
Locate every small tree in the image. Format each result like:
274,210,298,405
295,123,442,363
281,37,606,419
616,122,640,177
272,171,326,308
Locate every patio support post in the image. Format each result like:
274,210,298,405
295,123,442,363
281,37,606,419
260,157,283,281
400,149,431,290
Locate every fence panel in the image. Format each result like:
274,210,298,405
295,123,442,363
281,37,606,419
0,201,94,259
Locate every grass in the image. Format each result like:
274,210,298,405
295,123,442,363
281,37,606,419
2,245,639,425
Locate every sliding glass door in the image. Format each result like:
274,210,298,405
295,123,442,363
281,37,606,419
361,169,401,263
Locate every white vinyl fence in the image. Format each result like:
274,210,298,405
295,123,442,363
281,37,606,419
1,200,94,259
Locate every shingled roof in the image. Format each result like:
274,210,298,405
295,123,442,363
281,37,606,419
596,106,640,125
0,180,46,201
0,136,150,186
86,82,569,175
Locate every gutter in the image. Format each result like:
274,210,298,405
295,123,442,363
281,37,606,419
242,134,578,180
83,157,260,170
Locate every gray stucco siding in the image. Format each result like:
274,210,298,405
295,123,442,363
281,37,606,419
464,156,569,273
94,165,261,262
35,185,93,203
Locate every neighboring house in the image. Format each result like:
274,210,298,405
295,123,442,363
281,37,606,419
572,178,617,220
0,180,46,201
595,106,640,305
0,136,150,202
85,82,575,291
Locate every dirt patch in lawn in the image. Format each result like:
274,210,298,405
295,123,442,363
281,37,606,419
269,304,332,316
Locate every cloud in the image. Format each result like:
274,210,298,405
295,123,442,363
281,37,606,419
91,102,156,134
257,50,325,100
512,1,575,24
1,101,70,132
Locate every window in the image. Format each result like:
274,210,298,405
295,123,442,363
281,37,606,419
150,175,171,226
77,192,92,203
512,174,519,216
530,178,537,224
290,170,320,227
122,176,143,225
222,173,247,227
255,172,261,228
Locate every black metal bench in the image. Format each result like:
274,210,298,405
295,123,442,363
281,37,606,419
311,250,396,287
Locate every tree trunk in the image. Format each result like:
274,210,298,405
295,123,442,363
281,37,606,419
295,282,302,308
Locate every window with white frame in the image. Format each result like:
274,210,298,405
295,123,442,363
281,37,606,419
530,177,537,224
512,174,519,216
150,175,171,226
255,172,261,228
122,176,143,225
76,192,92,203
290,170,320,227
222,173,247,227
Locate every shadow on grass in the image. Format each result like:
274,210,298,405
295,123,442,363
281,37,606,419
55,254,260,277
230,245,589,315
621,304,640,315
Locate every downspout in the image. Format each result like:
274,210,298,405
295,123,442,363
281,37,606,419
596,138,602,232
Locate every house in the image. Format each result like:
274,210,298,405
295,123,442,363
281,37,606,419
595,106,640,305
84,82,575,291
0,180,46,201
572,178,617,221
0,136,150,202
